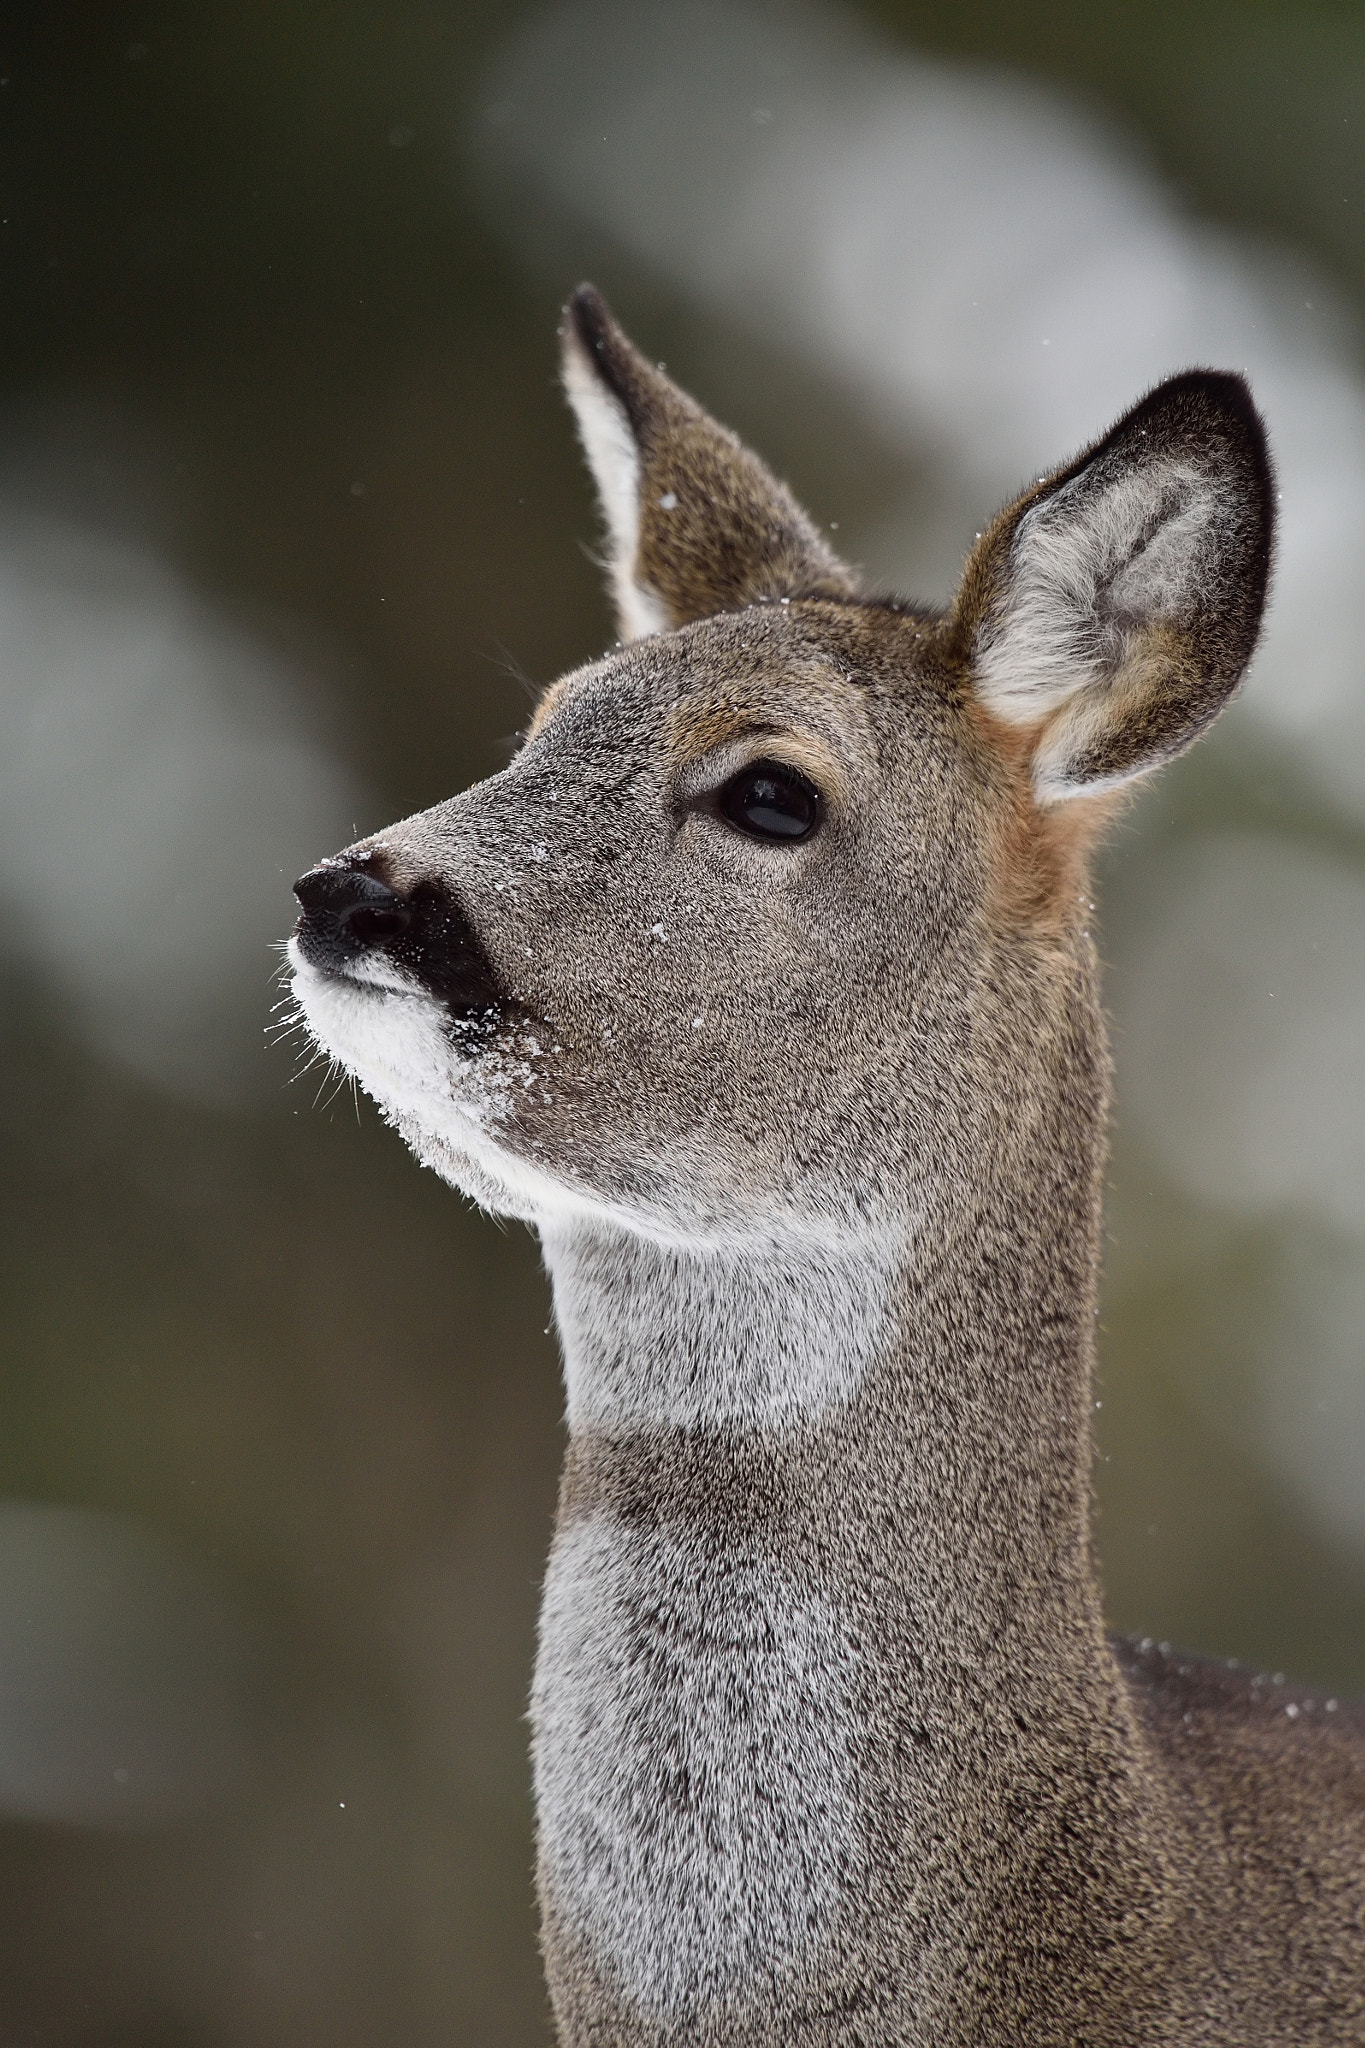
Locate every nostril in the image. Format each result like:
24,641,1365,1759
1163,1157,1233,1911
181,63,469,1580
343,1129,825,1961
344,903,412,947
292,861,414,965
293,865,338,913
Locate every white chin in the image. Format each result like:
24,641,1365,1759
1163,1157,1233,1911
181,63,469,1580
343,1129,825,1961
285,945,551,1220
287,945,483,1133
285,948,720,1233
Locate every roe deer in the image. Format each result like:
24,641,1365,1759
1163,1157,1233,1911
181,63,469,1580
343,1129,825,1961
288,287,1364,2044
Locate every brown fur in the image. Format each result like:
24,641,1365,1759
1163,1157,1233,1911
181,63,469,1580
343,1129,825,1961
287,290,1360,2045
965,696,1119,934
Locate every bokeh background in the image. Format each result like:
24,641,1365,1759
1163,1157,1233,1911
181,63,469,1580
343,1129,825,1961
2,0,1364,2039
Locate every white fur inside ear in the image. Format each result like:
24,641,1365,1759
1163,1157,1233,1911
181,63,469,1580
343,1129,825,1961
563,342,669,640
976,460,1212,725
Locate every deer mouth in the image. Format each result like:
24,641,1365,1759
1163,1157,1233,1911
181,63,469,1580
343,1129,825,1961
291,859,509,1037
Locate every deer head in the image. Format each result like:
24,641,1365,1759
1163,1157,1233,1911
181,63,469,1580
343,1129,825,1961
288,287,1272,1263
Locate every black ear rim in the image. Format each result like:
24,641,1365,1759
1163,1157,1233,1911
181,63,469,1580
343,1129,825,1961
1045,366,1277,619
1019,369,1277,796
563,282,648,437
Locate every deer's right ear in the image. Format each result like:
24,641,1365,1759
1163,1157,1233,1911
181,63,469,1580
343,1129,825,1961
955,372,1274,802
561,285,857,640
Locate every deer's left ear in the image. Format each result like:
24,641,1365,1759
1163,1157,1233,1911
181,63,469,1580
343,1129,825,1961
956,371,1274,801
561,285,858,640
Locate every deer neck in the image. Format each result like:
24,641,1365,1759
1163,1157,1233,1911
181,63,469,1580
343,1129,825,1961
528,1128,1160,2038
539,1217,905,1436
527,1057,1176,2039
537,1146,1103,1611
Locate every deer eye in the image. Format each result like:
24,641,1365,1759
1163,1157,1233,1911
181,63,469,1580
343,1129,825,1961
717,760,822,842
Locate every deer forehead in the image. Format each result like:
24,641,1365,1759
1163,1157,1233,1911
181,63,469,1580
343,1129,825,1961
526,604,953,801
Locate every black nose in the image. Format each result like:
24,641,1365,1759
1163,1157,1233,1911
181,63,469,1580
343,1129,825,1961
293,861,413,970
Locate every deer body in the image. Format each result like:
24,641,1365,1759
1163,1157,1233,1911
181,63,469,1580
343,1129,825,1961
288,290,1364,2042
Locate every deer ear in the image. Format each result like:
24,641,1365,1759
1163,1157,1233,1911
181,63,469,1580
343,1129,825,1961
561,285,858,639
956,372,1274,802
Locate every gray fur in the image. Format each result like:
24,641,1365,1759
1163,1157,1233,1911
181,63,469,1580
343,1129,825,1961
542,1219,896,1429
533,1514,863,2019
287,290,1361,2043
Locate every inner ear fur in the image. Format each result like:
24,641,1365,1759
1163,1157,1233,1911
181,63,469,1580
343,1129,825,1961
953,371,1275,803
561,284,858,640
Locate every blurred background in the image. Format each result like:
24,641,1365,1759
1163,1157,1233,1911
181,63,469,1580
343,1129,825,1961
2,0,1364,2039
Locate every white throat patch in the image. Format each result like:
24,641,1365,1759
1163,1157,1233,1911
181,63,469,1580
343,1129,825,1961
532,1514,864,2018
540,1218,897,1431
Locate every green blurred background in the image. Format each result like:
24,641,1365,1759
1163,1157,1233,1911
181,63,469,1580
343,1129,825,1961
2,2,1364,2041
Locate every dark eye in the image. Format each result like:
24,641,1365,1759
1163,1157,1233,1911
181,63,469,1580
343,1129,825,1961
717,759,822,842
